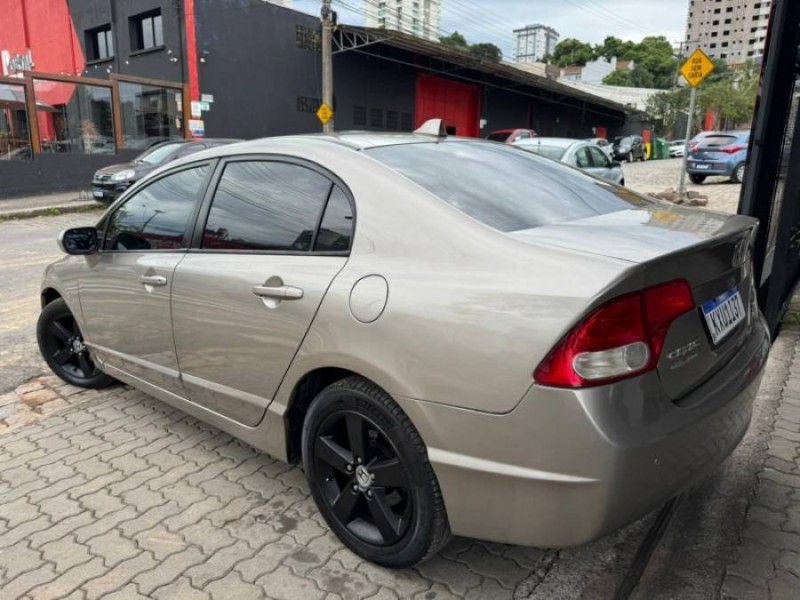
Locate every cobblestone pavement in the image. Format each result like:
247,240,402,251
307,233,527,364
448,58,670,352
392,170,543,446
721,306,800,600
622,158,742,214
0,378,548,600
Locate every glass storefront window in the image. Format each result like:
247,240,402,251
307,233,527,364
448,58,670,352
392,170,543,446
119,81,182,150
33,79,114,154
0,82,32,161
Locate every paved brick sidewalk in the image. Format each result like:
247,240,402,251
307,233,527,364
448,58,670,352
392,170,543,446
721,307,800,600
0,380,545,600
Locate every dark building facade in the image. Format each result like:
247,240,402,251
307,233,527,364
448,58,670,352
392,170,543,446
1,0,641,198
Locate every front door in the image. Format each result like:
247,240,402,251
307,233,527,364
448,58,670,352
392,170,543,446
171,159,354,426
80,164,211,396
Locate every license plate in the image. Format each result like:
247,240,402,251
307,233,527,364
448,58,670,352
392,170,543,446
93,190,104,198
701,288,746,345
695,163,711,170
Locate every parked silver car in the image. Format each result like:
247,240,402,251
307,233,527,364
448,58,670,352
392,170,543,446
515,137,625,185
38,123,769,568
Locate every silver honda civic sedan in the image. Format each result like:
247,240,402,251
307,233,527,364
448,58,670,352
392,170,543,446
37,123,770,568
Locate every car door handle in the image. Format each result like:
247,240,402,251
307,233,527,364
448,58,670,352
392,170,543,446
139,275,167,287
252,284,304,300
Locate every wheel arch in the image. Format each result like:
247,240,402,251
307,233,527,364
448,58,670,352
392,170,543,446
41,287,63,308
284,366,365,463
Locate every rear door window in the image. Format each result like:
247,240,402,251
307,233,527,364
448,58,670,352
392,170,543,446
367,141,652,232
589,146,611,168
575,147,592,168
201,161,334,252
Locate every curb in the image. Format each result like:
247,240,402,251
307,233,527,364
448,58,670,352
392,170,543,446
0,201,105,222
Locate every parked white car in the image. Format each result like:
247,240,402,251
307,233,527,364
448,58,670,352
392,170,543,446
669,139,686,157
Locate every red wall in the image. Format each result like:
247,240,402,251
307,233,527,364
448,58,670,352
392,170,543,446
416,74,480,137
0,0,84,78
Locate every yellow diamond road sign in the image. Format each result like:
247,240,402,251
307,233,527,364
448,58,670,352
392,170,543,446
680,48,715,87
316,103,333,125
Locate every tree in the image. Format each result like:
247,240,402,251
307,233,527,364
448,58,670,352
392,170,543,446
469,43,502,62
629,36,677,89
440,31,468,50
646,87,691,137
596,36,636,61
603,70,634,86
550,38,596,67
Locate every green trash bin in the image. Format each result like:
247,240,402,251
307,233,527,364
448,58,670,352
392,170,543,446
653,138,670,160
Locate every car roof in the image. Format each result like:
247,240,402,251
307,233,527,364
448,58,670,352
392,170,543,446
515,137,582,149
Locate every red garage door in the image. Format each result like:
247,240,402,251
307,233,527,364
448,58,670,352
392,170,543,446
415,74,480,137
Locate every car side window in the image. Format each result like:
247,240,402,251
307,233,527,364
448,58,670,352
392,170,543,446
202,161,333,252
589,146,611,168
575,147,592,169
104,166,208,251
514,132,531,141
315,186,354,252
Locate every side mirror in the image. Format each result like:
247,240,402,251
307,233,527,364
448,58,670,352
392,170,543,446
612,161,622,168
58,227,98,255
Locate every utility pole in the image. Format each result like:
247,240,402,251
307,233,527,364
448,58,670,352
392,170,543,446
321,0,334,133
677,85,697,199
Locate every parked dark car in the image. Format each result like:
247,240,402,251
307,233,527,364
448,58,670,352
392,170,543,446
486,128,537,144
612,135,646,162
687,131,750,184
91,138,241,203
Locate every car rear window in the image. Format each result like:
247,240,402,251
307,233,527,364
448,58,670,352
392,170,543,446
701,135,739,147
366,141,652,232
486,132,510,142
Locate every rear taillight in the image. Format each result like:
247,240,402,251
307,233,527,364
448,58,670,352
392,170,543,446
720,145,745,154
534,280,695,388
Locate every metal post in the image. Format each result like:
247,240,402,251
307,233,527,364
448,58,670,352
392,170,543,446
321,0,334,133
677,85,697,199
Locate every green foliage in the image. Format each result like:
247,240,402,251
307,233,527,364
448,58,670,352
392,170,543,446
439,31,502,61
440,31,468,49
646,61,759,136
603,65,655,88
596,36,637,61
469,43,502,62
550,38,596,67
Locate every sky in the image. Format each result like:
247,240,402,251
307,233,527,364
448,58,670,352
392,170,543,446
292,0,689,59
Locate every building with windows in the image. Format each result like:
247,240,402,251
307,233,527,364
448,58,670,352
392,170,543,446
685,0,772,63
0,0,640,197
365,0,442,42
513,24,559,64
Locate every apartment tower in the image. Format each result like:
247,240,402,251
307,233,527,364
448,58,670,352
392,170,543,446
685,0,772,63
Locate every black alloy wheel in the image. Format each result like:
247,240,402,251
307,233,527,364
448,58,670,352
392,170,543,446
37,298,114,388
302,377,450,567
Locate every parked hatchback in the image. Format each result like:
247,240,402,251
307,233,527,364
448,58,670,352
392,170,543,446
40,123,769,568
91,138,241,203
687,131,750,184
516,137,625,185
612,135,646,162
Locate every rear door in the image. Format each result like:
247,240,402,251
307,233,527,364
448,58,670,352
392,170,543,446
170,158,353,426
587,145,617,182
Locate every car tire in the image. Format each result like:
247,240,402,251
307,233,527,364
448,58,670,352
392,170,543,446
36,298,115,388
302,376,451,568
690,174,706,184
731,162,746,184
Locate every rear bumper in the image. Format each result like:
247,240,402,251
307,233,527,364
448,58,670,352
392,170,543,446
397,312,770,548
687,160,735,176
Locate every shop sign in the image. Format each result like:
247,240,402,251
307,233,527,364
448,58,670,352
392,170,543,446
189,119,205,137
201,93,214,103
191,101,203,118
1,49,34,76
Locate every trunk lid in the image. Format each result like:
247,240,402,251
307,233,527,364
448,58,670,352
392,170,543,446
511,205,758,400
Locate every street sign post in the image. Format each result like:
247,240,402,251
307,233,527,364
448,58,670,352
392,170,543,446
316,103,333,125
677,48,715,199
